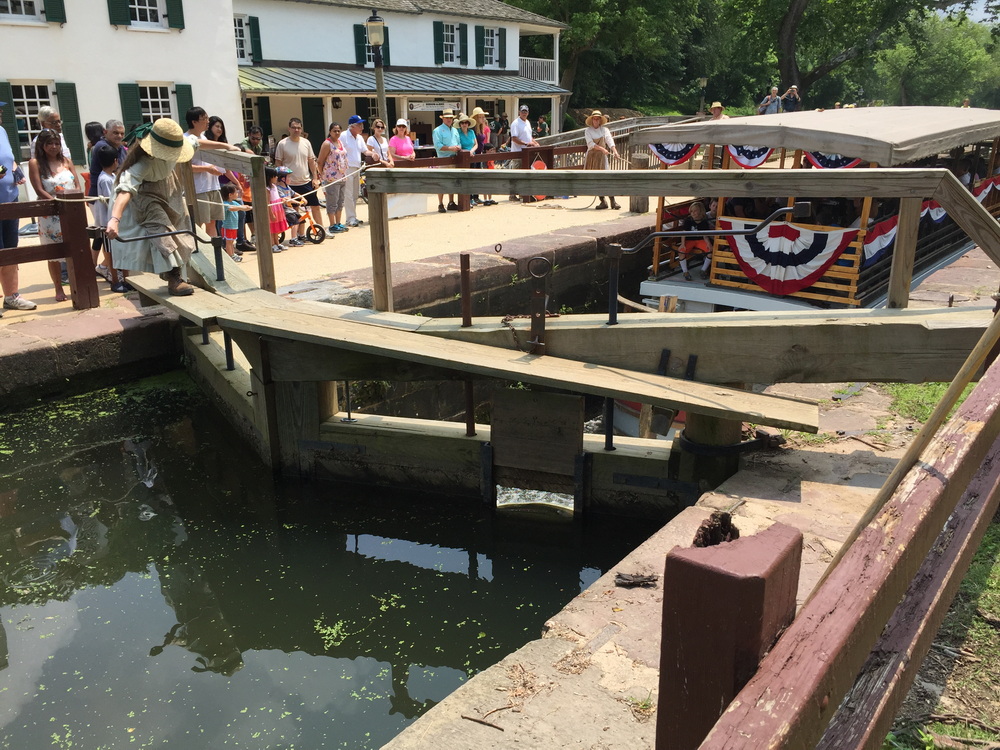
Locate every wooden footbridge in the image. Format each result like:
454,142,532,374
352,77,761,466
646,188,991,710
122,150,1000,750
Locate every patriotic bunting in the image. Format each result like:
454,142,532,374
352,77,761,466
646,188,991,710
726,144,774,169
719,219,858,295
649,143,700,166
805,151,863,169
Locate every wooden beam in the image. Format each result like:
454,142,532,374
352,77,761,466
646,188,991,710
934,171,1000,268
369,191,393,312
215,306,820,432
816,432,1000,750
413,308,994,384
698,355,1000,750
886,197,921,309
364,167,948,199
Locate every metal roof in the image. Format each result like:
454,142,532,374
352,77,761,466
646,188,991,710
239,66,570,96
634,107,1000,167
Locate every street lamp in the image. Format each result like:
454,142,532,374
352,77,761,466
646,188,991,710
698,77,708,116
366,9,389,125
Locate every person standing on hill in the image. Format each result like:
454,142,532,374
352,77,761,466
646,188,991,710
781,85,802,113
758,86,781,115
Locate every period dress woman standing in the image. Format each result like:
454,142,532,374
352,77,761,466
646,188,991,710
584,110,621,210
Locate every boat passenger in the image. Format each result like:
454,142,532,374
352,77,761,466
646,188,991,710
678,201,714,281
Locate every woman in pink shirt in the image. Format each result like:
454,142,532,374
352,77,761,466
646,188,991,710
388,119,415,162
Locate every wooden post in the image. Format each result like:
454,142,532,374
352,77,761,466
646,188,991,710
657,522,802,750
887,196,922,309
456,150,472,211
369,191,393,311
629,153,649,214
249,154,276,293
59,189,100,310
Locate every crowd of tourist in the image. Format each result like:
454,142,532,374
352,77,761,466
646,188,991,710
0,99,565,309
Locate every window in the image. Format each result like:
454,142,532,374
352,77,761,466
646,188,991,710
442,22,456,63
9,82,50,160
356,97,379,124
130,0,164,27
242,97,254,135
0,0,40,20
138,85,172,122
483,27,496,66
234,15,250,63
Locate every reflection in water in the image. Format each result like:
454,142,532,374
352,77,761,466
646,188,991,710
0,375,653,749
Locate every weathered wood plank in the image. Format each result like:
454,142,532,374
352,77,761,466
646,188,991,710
369,191,393,312
816,432,1000,750
125,271,249,327
698,355,1000,750
934,172,1000,268
364,167,947,199
413,307,994,384
491,391,584,475
215,306,821,432
887,197,921,309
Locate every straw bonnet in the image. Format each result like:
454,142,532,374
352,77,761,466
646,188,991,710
439,109,457,119
394,118,409,129
133,118,194,163
457,114,475,126
588,110,610,125
470,106,490,118
710,101,724,110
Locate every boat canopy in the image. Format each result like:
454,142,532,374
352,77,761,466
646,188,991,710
634,107,1000,167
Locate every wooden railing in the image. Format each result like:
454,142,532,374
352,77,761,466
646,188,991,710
518,56,557,83
0,189,99,309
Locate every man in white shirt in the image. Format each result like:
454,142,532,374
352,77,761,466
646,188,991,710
29,106,72,160
185,107,226,238
339,114,374,227
274,117,322,242
509,105,538,202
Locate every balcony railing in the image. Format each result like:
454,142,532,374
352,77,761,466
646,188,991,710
519,56,556,84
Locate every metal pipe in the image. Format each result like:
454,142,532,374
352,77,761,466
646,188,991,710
201,323,209,345
224,332,235,371
465,380,476,437
341,381,358,423
603,396,616,451
606,244,623,325
460,252,472,327
212,236,226,282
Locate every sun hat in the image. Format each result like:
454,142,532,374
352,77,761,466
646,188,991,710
394,118,409,129
439,109,457,119
132,118,194,163
588,110,610,125
470,106,490,118
519,104,529,112
710,101,724,110
457,114,475,126
348,114,365,125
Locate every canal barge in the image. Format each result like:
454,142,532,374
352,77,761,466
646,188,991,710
634,106,1000,312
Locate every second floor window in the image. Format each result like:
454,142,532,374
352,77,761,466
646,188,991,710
130,0,164,27
483,28,496,66
0,0,40,20
234,15,250,62
442,22,456,64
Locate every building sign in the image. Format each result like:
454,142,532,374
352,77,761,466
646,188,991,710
408,101,460,112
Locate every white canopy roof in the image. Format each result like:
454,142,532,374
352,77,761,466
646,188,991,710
634,107,1000,166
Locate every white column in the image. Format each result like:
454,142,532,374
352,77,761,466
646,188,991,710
550,95,559,135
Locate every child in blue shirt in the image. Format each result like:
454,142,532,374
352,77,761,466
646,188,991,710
92,144,133,292
221,183,251,262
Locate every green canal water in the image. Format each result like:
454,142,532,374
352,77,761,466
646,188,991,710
0,374,653,749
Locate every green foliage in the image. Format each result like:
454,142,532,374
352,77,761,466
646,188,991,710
879,382,973,423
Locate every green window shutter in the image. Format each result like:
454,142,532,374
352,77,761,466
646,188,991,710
433,21,444,65
107,0,130,25
257,97,272,147
118,83,143,131
458,23,468,66
0,81,19,153
43,0,67,23
498,27,506,69
54,82,85,164
301,97,325,157
249,16,262,63
475,26,485,67
164,0,184,29
382,26,390,66
354,24,368,66
174,84,193,122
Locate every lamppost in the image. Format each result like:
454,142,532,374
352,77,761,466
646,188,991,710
698,77,708,116
366,9,389,124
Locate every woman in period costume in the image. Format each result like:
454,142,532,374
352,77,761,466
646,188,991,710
584,110,621,210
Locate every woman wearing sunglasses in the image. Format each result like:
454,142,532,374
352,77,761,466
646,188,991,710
365,119,394,168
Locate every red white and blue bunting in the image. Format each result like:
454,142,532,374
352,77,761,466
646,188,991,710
805,151,863,169
649,142,700,166
718,219,858,295
726,144,774,169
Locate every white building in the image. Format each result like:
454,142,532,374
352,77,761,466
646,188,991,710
0,0,243,169
0,0,565,169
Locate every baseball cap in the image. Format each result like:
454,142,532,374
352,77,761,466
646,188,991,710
0,101,6,107
519,105,529,112
348,114,365,125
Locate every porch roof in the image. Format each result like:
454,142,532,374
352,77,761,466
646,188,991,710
239,66,569,97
